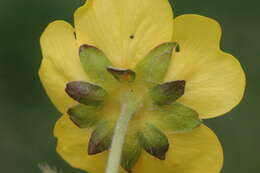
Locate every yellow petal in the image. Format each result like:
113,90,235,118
54,115,108,173
39,21,88,113
74,0,173,68
165,15,246,118
134,125,223,173
55,115,222,173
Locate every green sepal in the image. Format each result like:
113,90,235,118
67,104,102,128
150,80,186,105
153,102,202,133
79,44,117,86
65,81,107,106
134,42,179,87
88,121,113,155
121,136,142,173
138,124,169,160
107,66,136,83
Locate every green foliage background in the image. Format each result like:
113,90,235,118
0,0,259,172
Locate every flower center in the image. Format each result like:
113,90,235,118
64,42,202,172
102,82,151,130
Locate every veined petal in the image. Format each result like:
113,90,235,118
74,0,173,68
54,115,110,173
165,15,246,118
39,21,88,113
168,125,223,173
55,116,222,173
134,125,223,173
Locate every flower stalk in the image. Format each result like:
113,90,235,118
105,92,140,173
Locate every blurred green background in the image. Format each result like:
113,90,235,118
0,0,259,172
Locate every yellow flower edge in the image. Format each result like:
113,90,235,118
39,21,88,113
54,115,223,173
165,15,246,119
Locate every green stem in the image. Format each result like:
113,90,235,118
105,93,139,173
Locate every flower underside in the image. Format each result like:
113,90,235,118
39,2,246,171
65,42,202,172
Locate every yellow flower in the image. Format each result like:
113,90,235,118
39,0,245,173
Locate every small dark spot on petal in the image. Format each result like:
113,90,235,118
175,44,180,52
129,35,134,39
73,32,77,39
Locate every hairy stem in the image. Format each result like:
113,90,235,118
105,93,139,173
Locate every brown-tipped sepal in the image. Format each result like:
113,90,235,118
121,138,142,173
65,81,107,106
79,44,117,86
107,66,136,83
67,104,102,128
150,80,186,105
88,121,113,155
139,124,169,160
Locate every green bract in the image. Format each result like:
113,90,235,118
151,102,202,133
64,42,201,172
66,81,107,106
139,124,169,160
135,42,179,87
88,121,113,155
67,104,102,128
150,80,186,105
79,45,117,87
107,67,136,83
121,136,142,172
